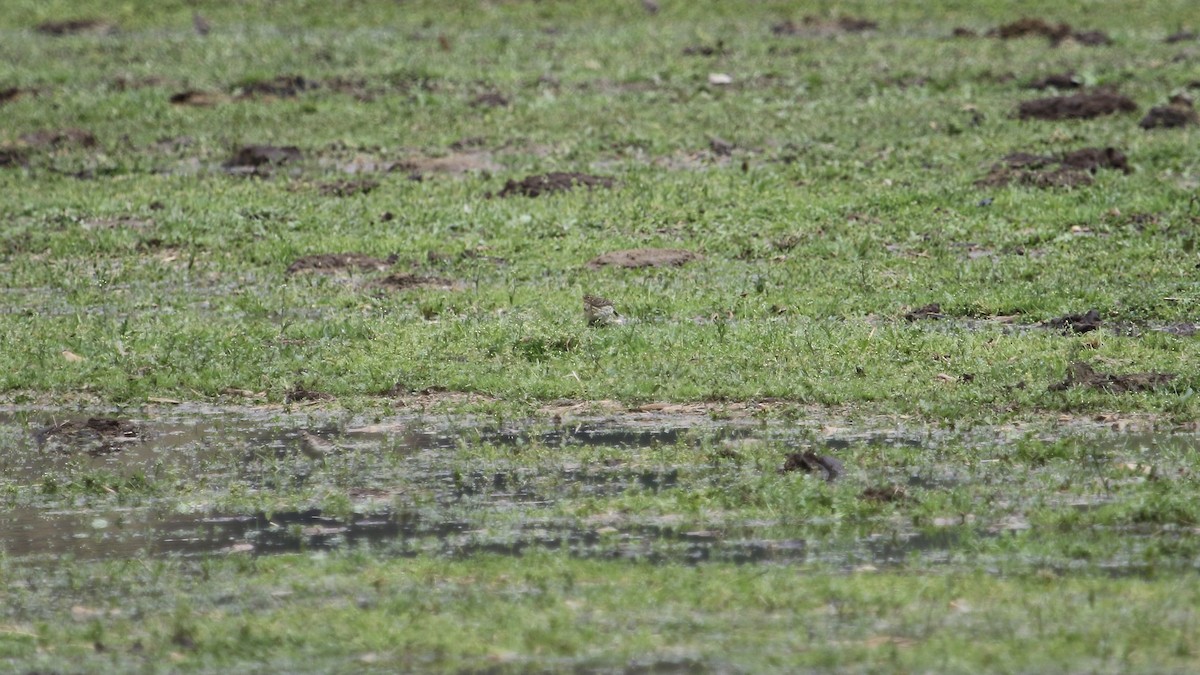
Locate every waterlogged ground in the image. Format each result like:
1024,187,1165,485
3,405,1200,670
4,0,1200,671
4,406,1199,573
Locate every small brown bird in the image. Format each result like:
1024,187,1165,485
583,294,621,326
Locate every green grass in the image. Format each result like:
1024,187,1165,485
3,552,1200,673
1,0,1199,419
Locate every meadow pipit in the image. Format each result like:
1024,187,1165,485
583,294,621,326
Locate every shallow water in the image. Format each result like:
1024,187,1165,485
1,407,1196,570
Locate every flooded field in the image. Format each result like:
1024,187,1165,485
4,406,1197,576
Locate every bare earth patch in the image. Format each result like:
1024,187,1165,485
169,90,227,107
1017,91,1137,120
1049,361,1177,394
987,18,1110,46
368,273,459,291
286,253,394,274
586,248,702,269
1140,96,1198,129
977,146,1129,189
35,19,116,36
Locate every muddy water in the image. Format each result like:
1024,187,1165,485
1,408,1195,568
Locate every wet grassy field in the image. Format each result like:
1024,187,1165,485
2,0,1200,672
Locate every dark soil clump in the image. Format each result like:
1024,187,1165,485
370,273,456,290
904,303,945,321
287,253,393,274
35,19,115,36
0,87,31,105
1042,309,1102,334
1027,72,1081,90
1018,91,1137,120
234,75,318,99
988,18,1109,46
1060,147,1130,173
1139,96,1197,129
169,90,222,106
317,179,380,197
35,417,140,455
1165,31,1197,44
1049,361,1176,393
978,146,1128,189
779,451,843,482
992,17,1071,41
586,248,702,269
496,172,614,198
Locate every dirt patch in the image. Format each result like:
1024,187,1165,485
987,18,1109,46
35,19,116,36
1049,361,1177,394
977,147,1128,189
495,172,614,198
233,75,318,99
169,90,225,107
904,303,945,321
1139,96,1198,129
771,16,877,36
586,248,702,269
1042,309,1101,334
315,179,380,197
224,145,302,174
20,128,97,149
35,417,139,455
369,273,458,291
1060,147,1130,173
1166,31,1198,44
286,253,394,274
1027,72,1081,90
779,451,843,482
1018,90,1137,120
